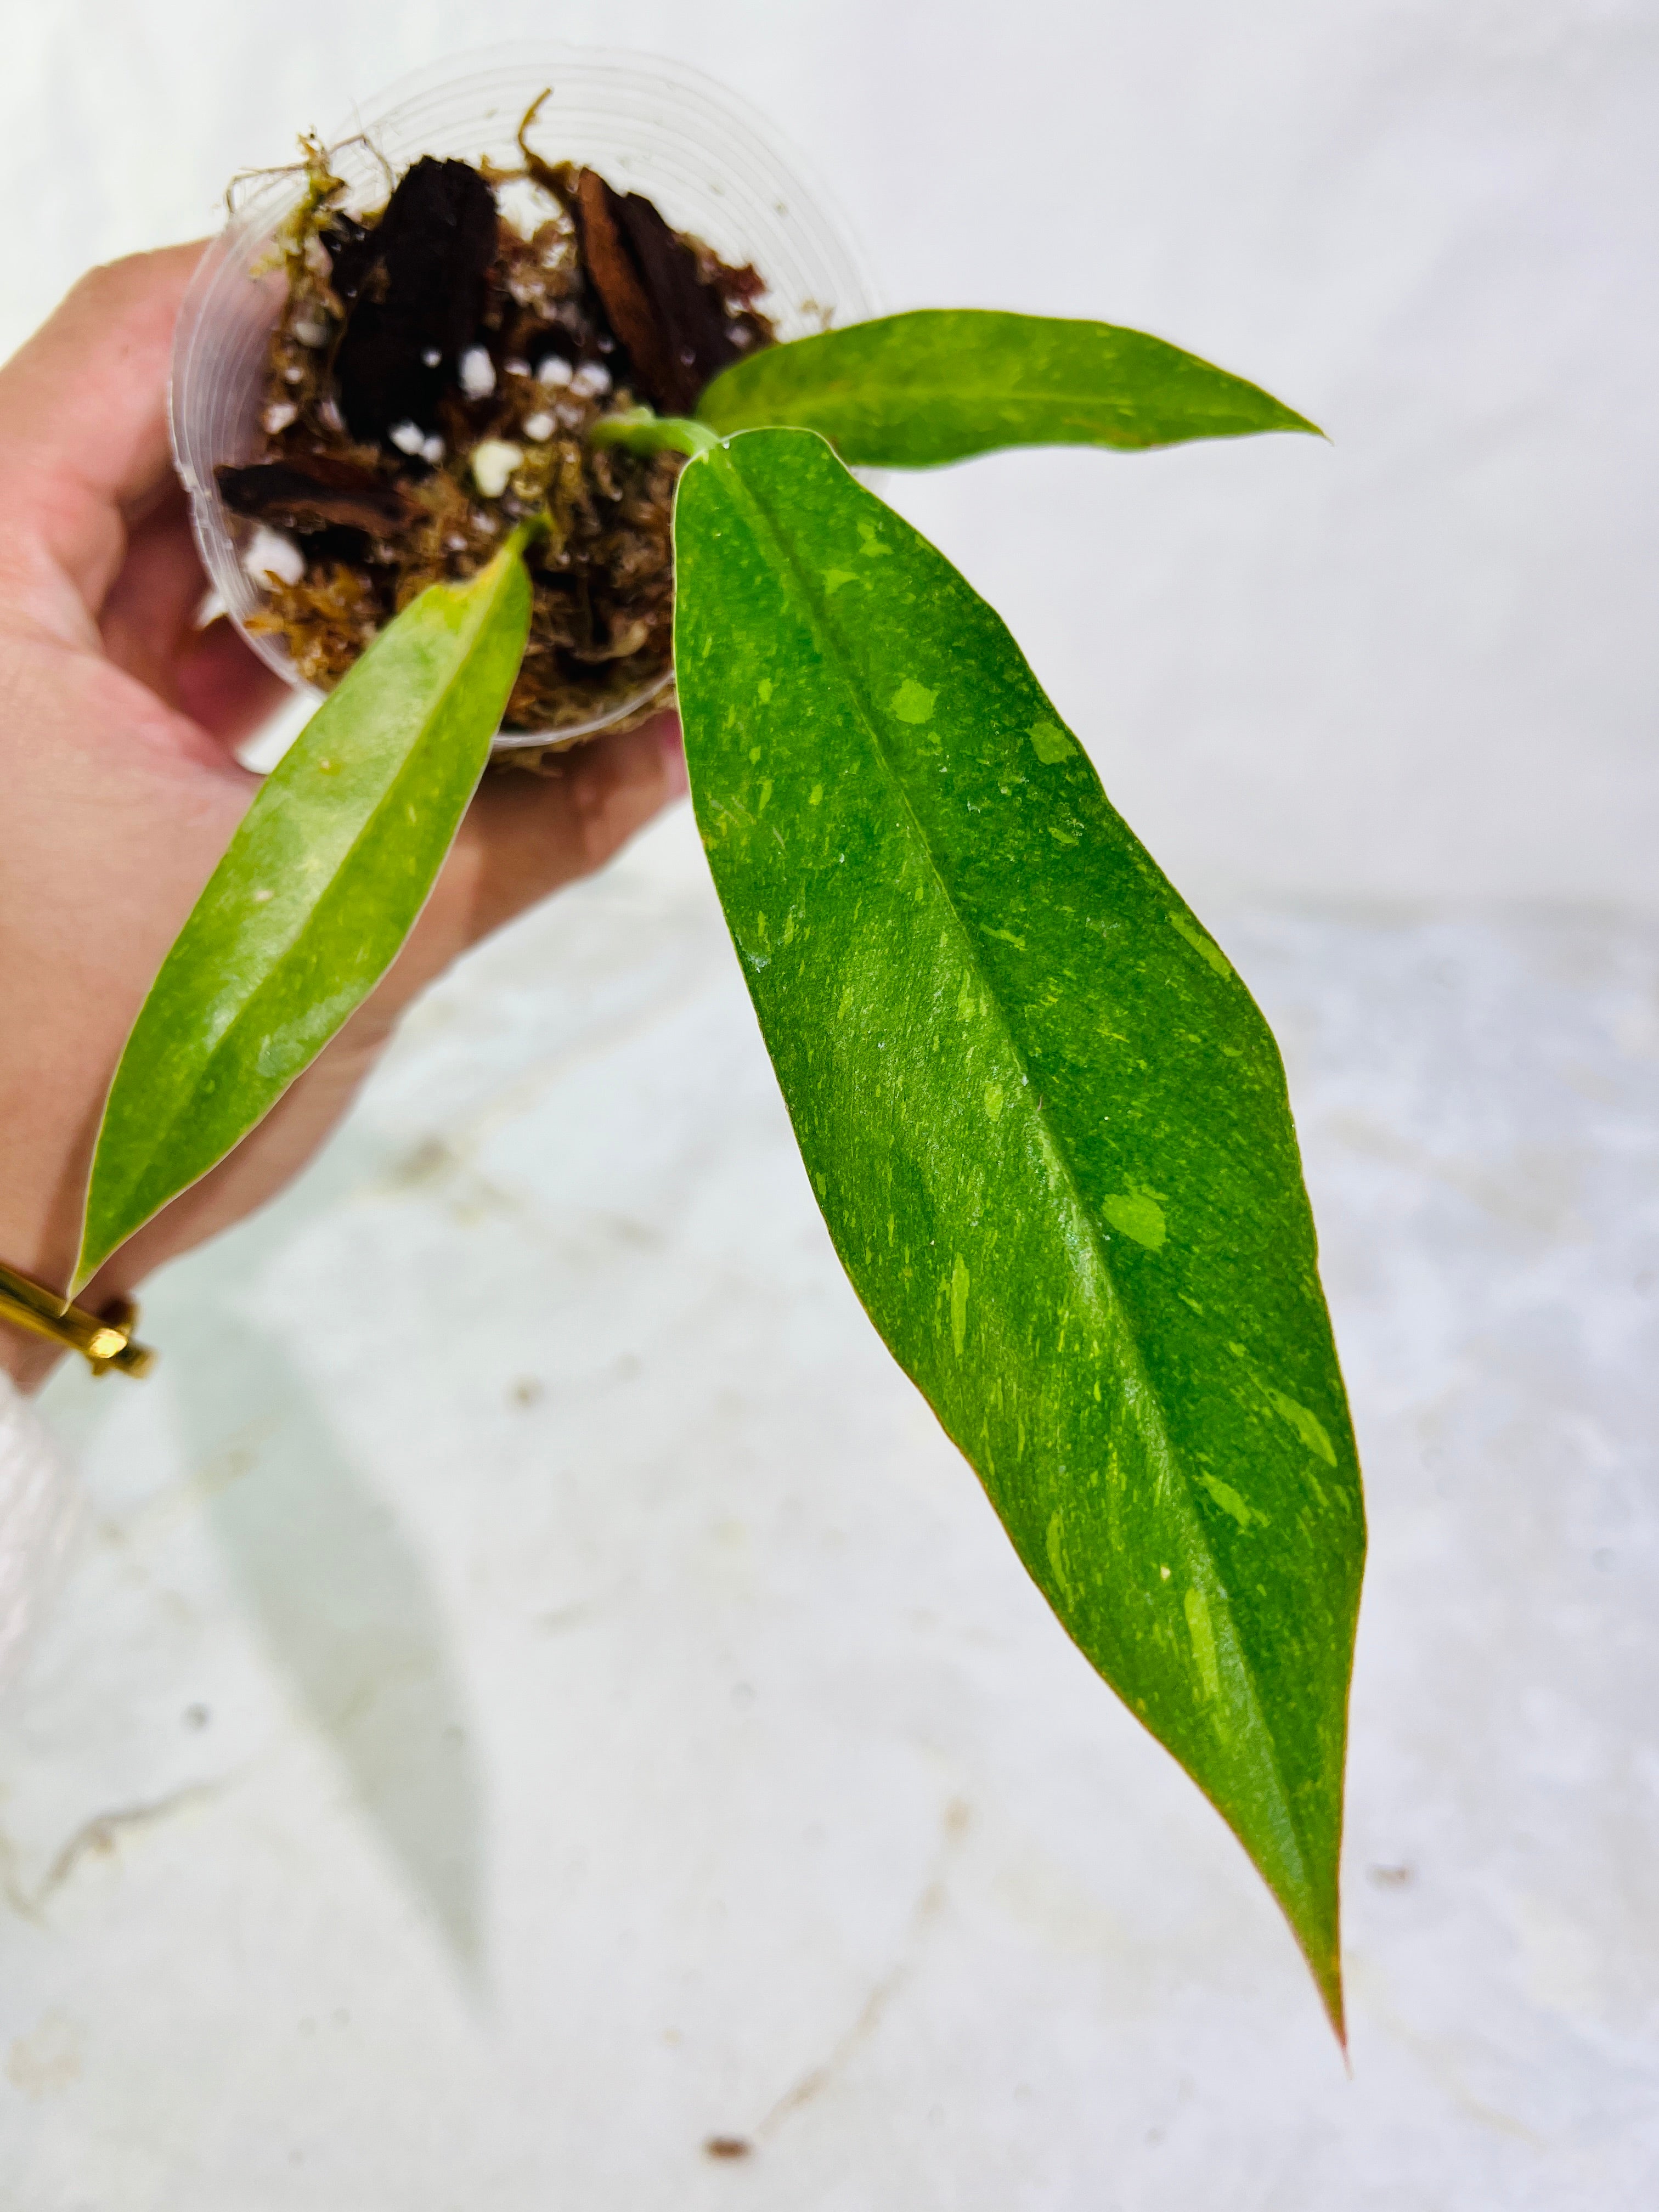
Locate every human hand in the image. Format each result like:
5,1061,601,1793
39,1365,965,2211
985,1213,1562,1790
0,246,685,1390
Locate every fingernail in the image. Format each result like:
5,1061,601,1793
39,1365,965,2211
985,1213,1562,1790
658,721,690,799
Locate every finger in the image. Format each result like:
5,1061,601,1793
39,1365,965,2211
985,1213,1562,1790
0,244,206,643
465,714,686,929
455,713,689,944
97,484,289,750
98,485,210,695
92,716,689,1299
174,617,291,749
373,713,687,1014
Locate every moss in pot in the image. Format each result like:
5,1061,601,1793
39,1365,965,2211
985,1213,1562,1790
221,103,777,745
91,67,1365,2044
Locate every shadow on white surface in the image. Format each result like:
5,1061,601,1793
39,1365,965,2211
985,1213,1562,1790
182,1305,486,1982
0,810,1652,2205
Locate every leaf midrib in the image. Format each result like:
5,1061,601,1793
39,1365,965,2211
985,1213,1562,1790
701,439,1314,1904
705,315,1306,433
758,384,1253,418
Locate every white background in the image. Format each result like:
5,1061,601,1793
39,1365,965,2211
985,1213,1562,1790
1,6,1656,2208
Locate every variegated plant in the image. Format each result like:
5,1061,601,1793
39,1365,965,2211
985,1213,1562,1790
83,309,1362,2036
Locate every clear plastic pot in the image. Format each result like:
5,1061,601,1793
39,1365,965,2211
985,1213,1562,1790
170,45,877,751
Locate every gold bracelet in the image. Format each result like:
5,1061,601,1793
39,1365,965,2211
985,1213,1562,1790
0,1260,155,1378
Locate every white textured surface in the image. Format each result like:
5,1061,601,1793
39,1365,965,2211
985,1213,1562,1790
2,807,1656,2204
0,1381,76,1701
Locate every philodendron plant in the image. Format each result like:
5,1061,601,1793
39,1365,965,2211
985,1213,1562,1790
84,308,1363,2036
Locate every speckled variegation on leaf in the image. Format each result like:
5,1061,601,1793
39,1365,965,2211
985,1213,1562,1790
86,299,1358,2034
672,427,1362,2036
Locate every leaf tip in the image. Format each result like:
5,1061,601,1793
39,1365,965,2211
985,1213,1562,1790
1275,1870,1347,2052
70,1198,116,1304
1311,1939,1348,2056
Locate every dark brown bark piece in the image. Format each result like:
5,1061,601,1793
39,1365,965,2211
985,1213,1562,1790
572,170,681,410
608,188,753,407
331,157,498,443
216,458,416,535
572,171,755,415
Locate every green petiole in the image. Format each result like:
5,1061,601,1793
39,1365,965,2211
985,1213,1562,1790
589,408,723,461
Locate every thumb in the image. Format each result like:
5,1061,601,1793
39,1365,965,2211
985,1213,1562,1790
361,710,687,1017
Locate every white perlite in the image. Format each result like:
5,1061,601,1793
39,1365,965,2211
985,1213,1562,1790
387,425,445,467
470,441,523,499
239,525,304,588
459,347,496,401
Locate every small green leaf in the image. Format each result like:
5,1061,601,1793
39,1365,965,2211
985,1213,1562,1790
77,533,534,1286
697,309,1319,466
673,428,1363,2033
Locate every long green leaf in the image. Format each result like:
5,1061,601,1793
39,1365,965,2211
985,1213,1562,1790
697,309,1318,466
673,428,1363,2032
77,534,534,1287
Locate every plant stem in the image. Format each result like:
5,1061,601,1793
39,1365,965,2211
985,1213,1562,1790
590,408,721,461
